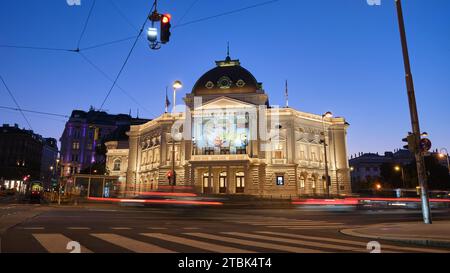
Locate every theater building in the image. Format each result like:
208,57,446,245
106,55,352,197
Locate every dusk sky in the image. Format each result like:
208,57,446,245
1,0,449,156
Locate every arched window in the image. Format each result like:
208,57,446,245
299,176,306,188
113,159,121,171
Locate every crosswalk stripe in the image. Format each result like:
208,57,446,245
241,223,344,226
91,234,175,253
32,234,92,253
223,232,363,252
256,231,450,253
186,233,327,253
142,233,254,253
284,226,348,229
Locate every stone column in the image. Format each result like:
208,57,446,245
126,131,139,196
208,165,212,194
226,165,231,194
329,122,351,195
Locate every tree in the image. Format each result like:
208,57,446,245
405,156,450,190
380,163,403,188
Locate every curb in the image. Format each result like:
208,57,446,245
340,227,450,249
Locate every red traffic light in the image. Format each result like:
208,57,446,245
162,14,171,24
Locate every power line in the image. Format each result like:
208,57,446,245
0,75,33,130
78,52,157,118
0,35,138,53
79,35,137,51
99,1,157,111
77,0,97,49
173,0,280,29
110,0,140,33
0,105,69,118
0,45,76,52
175,0,201,27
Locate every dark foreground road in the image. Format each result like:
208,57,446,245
1,204,450,253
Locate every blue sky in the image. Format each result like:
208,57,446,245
0,0,449,156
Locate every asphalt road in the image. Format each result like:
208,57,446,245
1,203,450,253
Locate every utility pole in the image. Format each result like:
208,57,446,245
395,0,432,224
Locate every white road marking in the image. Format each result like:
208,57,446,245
91,233,175,253
223,232,363,252
110,227,132,230
257,231,450,253
142,233,254,253
32,234,92,253
186,233,327,253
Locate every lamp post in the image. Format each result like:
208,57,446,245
439,148,450,174
394,165,406,188
321,111,333,197
172,80,182,113
395,0,432,224
56,158,63,205
171,81,182,189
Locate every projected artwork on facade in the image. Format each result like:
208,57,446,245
193,114,249,155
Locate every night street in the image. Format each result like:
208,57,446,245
2,203,450,253
1,0,450,270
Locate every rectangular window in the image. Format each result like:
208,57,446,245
300,150,305,160
276,175,284,186
274,151,283,159
72,142,80,150
71,154,79,162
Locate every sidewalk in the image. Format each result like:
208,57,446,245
341,221,450,248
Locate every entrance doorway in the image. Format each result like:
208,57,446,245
236,171,245,193
203,172,212,194
219,172,227,193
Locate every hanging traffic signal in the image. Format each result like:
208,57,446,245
160,14,172,44
402,133,417,153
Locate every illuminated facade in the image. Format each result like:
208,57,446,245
107,55,352,197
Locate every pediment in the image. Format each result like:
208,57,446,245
194,96,256,111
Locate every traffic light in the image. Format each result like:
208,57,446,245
402,133,416,153
160,14,171,44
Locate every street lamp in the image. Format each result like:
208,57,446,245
375,183,382,191
439,148,450,175
394,165,406,188
171,81,182,189
321,111,333,197
172,80,183,113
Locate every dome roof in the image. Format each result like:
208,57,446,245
192,57,259,96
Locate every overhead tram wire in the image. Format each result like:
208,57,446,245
76,0,97,50
0,75,33,130
98,1,157,111
173,0,280,29
0,106,69,118
110,0,141,33
78,52,157,118
176,0,201,26
0,45,76,52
